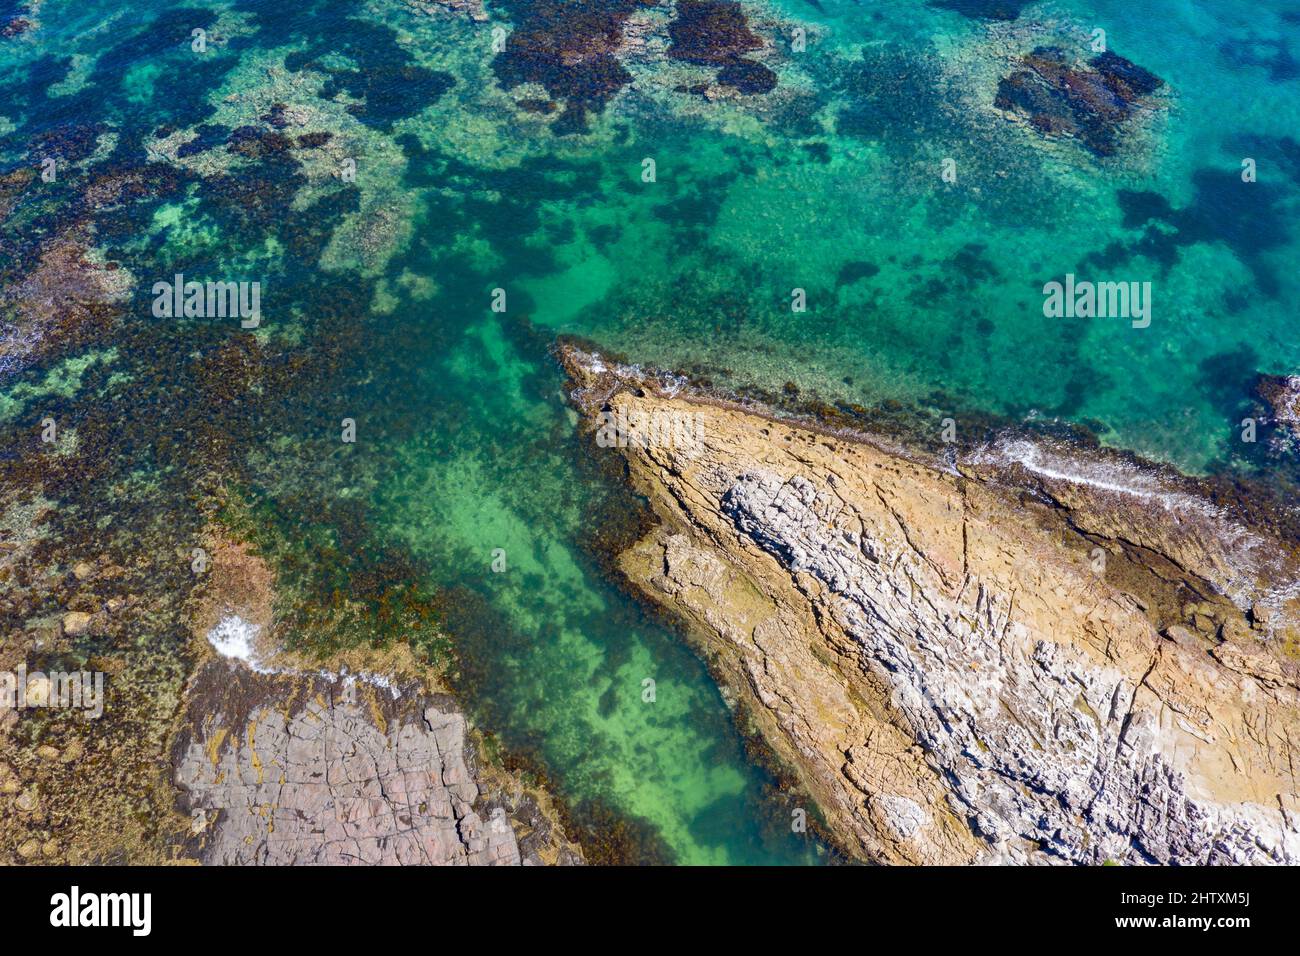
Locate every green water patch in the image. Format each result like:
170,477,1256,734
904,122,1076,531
0,347,118,423
367,312,818,864
5,0,1300,866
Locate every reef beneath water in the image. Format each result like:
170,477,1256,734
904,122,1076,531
493,0,651,134
667,0,777,94
0,0,35,39
995,47,1165,156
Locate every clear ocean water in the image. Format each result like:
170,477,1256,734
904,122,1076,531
2,0,1297,862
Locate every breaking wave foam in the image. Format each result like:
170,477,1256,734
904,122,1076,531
975,438,1221,517
205,614,401,697
971,439,1300,623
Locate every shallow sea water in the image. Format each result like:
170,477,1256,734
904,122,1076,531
2,0,1297,862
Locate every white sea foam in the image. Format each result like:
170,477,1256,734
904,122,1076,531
977,437,1218,516
205,613,401,697
206,615,271,672
971,438,1300,623
569,346,688,398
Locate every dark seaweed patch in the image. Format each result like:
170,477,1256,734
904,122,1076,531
835,260,879,286
928,0,1033,21
651,171,732,242
176,123,232,158
1197,345,1261,432
837,44,950,148
667,0,760,65
667,0,775,96
1229,133,1300,187
1091,50,1162,97
1220,36,1299,82
717,58,777,94
949,242,999,285
1087,171,1290,297
801,141,830,163
283,17,454,130
493,0,648,134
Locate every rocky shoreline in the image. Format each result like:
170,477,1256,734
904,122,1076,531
0,501,586,865
559,342,1300,865
170,526,584,866
173,661,578,865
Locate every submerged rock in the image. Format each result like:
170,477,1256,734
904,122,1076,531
1091,49,1163,98
493,0,649,133
668,0,776,96
0,0,32,38
994,46,1164,156
0,236,131,379
1258,374,1300,431
1255,373,1300,456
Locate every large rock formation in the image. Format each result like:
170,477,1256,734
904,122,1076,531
562,345,1300,865
995,47,1164,156
667,0,777,94
172,529,581,866
174,661,577,865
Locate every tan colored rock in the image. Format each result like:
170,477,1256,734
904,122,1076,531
562,345,1300,866
59,740,83,764
62,611,92,636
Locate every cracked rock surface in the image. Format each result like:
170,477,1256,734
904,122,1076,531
562,346,1300,865
174,663,543,865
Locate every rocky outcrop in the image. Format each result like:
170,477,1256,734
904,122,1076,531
492,0,650,134
171,526,581,866
0,0,35,39
667,0,776,95
562,345,1300,865
174,661,577,865
1,235,131,379
479,0,789,127
1256,373,1300,455
995,47,1164,157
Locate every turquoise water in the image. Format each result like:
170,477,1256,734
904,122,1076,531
2,0,1297,862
